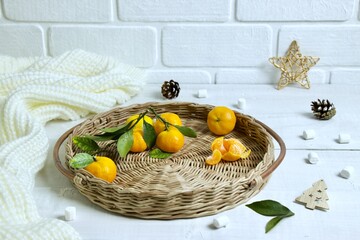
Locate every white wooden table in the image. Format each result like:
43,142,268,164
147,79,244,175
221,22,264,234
35,84,360,239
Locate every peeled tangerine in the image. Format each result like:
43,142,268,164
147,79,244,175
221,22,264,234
206,137,251,165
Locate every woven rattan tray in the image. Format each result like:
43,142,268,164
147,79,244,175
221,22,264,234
54,102,285,219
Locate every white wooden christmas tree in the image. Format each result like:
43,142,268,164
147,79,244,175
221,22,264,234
295,179,329,210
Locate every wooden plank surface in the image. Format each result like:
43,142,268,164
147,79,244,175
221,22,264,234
35,84,360,239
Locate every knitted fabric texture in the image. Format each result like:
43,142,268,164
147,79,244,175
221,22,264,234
0,50,146,239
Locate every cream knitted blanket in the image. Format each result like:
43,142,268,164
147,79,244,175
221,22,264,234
0,50,146,239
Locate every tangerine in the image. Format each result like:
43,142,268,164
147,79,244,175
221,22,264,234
154,112,182,135
126,114,153,133
207,106,236,135
85,156,117,183
130,130,148,153
156,128,184,153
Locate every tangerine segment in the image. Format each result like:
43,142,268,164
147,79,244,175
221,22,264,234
222,144,244,161
222,140,251,161
223,138,241,150
211,137,227,155
205,149,222,165
207,106,236,135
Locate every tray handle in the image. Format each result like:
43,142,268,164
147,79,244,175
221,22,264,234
53,126,77,180
256,119,286,181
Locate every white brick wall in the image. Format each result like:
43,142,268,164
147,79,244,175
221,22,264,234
0,0,360,85
162,25,272,67
279,26,360,66
331,70,360,84
3,0,112,23
237,0,355,21
0,25,44,57
118,0,230,22
49,26,157,67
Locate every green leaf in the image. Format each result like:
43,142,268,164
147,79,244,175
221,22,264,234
117,129,133,158
86,133,117,142
246,200,293,216
149,149,172,159
100,123,127,133
143,121,156,148
265,211,294,233
246,200,295,234
87,122,134,142
102,122,132,134
173,125,197,138
72,136,100,153
265,216,284,233
69,153,94,169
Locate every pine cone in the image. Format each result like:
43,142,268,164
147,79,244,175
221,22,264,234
161,80,180,99
311,99,336,120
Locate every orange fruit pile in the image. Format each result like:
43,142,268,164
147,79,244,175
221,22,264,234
207,106,236,135
126,112,185,153
206,137,251,165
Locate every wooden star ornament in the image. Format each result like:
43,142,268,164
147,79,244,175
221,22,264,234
269,40,319,90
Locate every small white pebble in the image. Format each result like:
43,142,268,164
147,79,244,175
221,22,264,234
213,215,230,228
338,134,351,144
340,166,355,179
237,98,246,110
303,129,316,140
308,152,319,164
65,206,76,221
197,89,208,98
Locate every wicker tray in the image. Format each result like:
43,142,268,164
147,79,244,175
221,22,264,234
54,102,285,219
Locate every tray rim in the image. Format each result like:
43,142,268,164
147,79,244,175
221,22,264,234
53,101,286,188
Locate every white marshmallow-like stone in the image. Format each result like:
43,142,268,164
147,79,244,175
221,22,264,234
237,98,246,110
303,129,316,140
65,206,76,221
340,166,355,179
308,152,319,164
213,215,230,228
338,134,351,144
197,89,208,98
